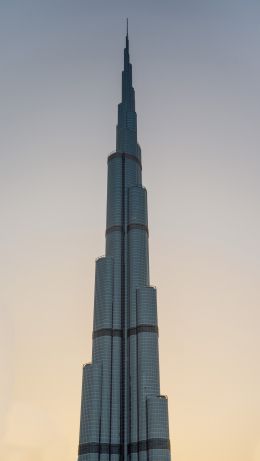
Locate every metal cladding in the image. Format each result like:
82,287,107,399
77,29,171,461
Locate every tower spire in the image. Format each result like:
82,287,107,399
116,23,139,156
126,17,129,52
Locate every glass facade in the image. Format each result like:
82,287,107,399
77,30,171,461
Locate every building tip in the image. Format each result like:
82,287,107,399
125,18,129,51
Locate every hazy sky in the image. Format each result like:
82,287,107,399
1,1,260,461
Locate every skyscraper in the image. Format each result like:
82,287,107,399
77,26,171,461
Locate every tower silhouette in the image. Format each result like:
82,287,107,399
77,27,171,461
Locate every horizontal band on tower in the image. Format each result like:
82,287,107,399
108,151,142,169
128,324,159,336
93,324,158,339
106,224,124,236
93,328,123,339
78,438,170,456
106,223,149,236
128,438,171,453
127,223,149,235
78,442,121,455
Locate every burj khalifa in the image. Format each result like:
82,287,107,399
77,25,171,461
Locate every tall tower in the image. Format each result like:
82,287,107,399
77,26,171,461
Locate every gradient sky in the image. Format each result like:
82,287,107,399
1,1,260,461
